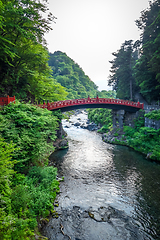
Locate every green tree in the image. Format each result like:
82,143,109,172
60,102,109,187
0,0,67,102
134,0,160,103
108,40,138,100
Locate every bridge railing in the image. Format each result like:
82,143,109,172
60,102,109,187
38,97,144,111
0,96,16,106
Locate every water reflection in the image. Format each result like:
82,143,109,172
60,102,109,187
112,146,160,238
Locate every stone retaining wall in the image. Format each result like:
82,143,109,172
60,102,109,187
112,109,144,129
145,118,160,130
144,105,160,129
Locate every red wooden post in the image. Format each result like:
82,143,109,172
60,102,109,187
7,95,10,104
43,100,45,109
47,100,50,110
96,94,99,102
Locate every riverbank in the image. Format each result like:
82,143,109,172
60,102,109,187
101,124,160,162
87,108,160,162
0,102,65,239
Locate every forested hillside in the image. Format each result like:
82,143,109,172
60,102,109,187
48,51,98,99
108,0,160,104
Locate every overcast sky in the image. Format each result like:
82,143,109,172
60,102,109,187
45,0,150,91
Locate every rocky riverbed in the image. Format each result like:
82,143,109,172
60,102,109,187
63,110,101,132
43,204,151,240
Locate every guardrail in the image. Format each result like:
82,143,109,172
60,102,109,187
0,96,16,106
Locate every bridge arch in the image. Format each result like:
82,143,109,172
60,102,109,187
39,96,144,113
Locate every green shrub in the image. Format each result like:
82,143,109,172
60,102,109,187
97,124,110,133
0,102,58,173
0,102,61,239
88,108,112,129
0,137,16,240
123,126,160,161
145,110,160,120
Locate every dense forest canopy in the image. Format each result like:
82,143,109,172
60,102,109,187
0,0,67,102
48,51,115,100
108,0,160,104
48,51,98,99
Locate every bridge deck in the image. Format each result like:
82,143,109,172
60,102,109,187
39,97,144,113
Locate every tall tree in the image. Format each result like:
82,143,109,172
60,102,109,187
108,40,137,100
0,0,67,102
134,0,160,103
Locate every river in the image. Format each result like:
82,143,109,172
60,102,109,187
43,111,160,240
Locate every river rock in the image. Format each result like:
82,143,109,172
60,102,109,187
59,139,68,147
80,123,88,129
64,125,70,128
87,122,98,131
53,139,68,151
74,122,81,127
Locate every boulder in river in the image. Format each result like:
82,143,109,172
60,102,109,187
87,122,98,131
74,122,81,127
86,119,90,124
80,123,88,129
64,125,70,128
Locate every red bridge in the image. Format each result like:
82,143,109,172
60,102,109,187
39,96,144,113
0,96,144,112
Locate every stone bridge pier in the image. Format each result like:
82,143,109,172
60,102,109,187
112,110,125,129
112,109,143,129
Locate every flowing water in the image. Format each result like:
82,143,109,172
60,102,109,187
43,111,160,240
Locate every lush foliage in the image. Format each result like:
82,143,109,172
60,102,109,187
87,91,115,133
145,109,160,120
123,126,160,161
134,0,160,103
108,1,160,103
88,108,112,132
49,51,98,99
96,90,116,99
0,0,67,102
10,166,59,240
107,111,160,161
0,102,60,239
0,102,58,173
0,137,16,240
